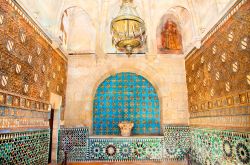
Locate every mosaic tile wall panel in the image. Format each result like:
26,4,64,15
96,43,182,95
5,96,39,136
0,129,50,164
57,127,89,163
57,126,192,162
162,125,190,160
93,72,160,135
185,0,250,128
87,137,163,161
190,127,250,165
0,0,67,128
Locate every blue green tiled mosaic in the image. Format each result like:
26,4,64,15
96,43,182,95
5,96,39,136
190,128,250,165
0,129,50,165
87,137,163,161
93,72,160,135
58,127,89,163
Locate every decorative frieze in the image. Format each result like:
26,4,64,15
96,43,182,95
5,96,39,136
0,0,67,125
185,0,250,129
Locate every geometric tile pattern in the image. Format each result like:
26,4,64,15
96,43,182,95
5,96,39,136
162,125,190,160
190,128,250,165
87,137,163,161
57,126,192,163
93,72,160,135
57,127,89,163
0,129,50,165
57,127,250,163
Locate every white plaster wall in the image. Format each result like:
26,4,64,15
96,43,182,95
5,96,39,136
64,55,189,134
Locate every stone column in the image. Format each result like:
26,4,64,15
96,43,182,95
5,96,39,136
50,93,62,164
51,108,61,164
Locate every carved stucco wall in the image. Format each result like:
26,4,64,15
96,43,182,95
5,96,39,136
185,0,250,131
0,0,67,130
65,55,189,134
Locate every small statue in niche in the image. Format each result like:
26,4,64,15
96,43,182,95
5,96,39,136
160,19,182,53
118,121,134,137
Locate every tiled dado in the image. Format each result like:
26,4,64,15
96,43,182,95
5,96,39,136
162,125,190,160
57,127,250,164
0,129,50,164
190,127,250,165
57,127,89,162
57,126,190,163
87,137,163,161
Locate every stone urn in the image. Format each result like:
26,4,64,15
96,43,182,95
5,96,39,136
118,121,134,137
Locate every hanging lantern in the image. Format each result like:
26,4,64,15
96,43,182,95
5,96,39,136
111,0,146,56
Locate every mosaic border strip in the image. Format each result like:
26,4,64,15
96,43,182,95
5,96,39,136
0,91,50,111
189,91,250,114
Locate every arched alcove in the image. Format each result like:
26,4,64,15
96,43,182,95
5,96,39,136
93,72,160,135
59,6,96,53
157,6,194,54
157,14,183,54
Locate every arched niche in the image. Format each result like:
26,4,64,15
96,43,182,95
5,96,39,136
157,6,194,54
59,6,96,53
157,14,183,54
93,72,160,135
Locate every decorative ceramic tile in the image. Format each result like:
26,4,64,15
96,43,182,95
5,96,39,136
93,72,160,135
20,98,25,107
0,93,5,104
163,125,190,160
13,97,19,106
58,127,89,163
0,129,50,164
6,95,13,106
190,128,250,165
87,137,163,161
57,126,193,163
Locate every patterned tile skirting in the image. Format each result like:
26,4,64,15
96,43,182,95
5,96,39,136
57,126,250,163
58,127,89,163
87,137,163,162
0,129,50,164
57,126,190,162
190,128,250,165
162,125,190,160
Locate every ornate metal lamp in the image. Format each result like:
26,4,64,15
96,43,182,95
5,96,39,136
111,0,146,56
